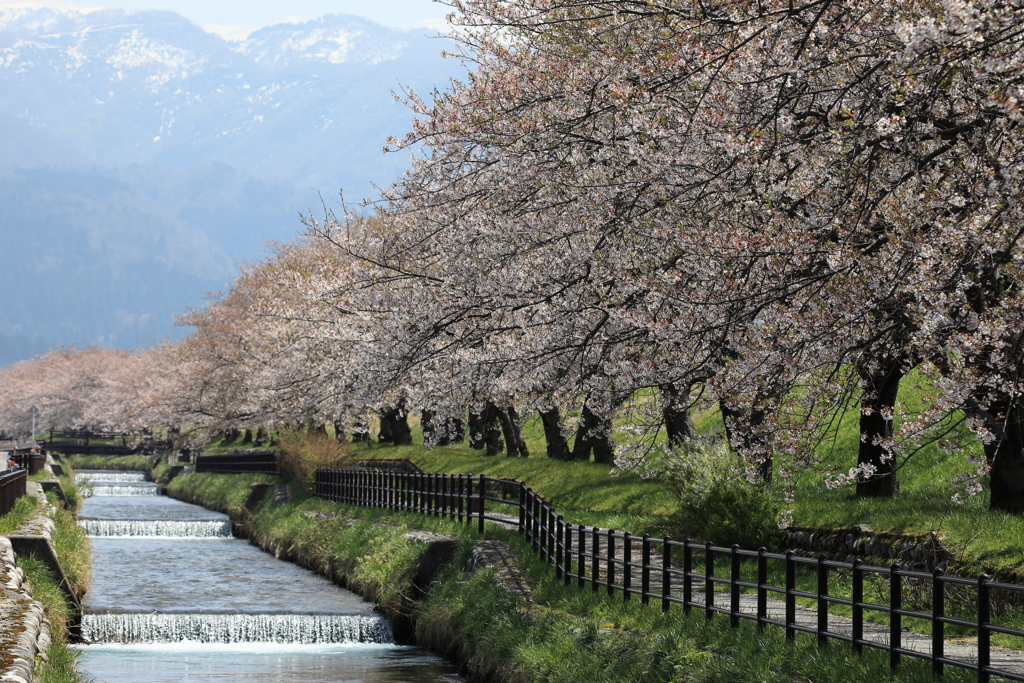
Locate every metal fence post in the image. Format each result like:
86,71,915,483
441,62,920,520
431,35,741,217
785,550,795,641
555,515,564,580
457,474,464,522
477,475,485,534
890,562,902,670
564,520,573,586
623,532,632,602
730,545,740,628
683,539,692,614
592,526,600,593
979,573,991,683
536,493,544,552
607,529,616,597
932,568,944,678
578,524,586,589
519,482,526,534
756,547,767,631
547,506,555,564
705,541,714,621
641,534,651,606
817,554,828,646
662,537,672,613
852,559,863,653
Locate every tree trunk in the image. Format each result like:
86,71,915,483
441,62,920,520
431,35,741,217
980,396,1024,513
719,399,773,483
468,410,485,450
390,404,412,446
856,360,905,497
540,407,571,460
497,406,529,457
240,429,253,445
481,403,505,456
662,383,695,445
571,405,615,463
378,408,395,444
421,409,437,447
255,427,268,445
350,420,371,443
441,417,465,445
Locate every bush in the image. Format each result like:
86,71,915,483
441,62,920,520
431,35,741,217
278,429,353,492
663,439,781,549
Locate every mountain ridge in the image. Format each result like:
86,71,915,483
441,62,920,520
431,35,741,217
0,4,458,366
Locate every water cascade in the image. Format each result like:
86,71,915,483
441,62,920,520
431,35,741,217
78,519,232,538
74,469,463,682
82,613,393,644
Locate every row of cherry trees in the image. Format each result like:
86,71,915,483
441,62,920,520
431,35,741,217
2,0,1024,513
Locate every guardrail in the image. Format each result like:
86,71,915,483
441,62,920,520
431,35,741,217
0,467,27,517
9,450,46,476
314,469,1024,682
195,451,280,475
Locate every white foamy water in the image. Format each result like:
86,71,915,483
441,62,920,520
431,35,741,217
79,519,232,538
87,485,160,497
82,613,393,645
75,470,148,483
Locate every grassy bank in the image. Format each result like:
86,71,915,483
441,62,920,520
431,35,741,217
0,466,94,683
62,454,156,472
167,470,985,683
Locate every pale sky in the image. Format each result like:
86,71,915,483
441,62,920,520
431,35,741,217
6,1,452,31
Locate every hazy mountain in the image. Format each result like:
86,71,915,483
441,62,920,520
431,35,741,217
0,4,459,365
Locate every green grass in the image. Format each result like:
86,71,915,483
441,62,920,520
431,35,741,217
62,455,156,471
165,471,285,514
168,470,984,683
36,643,93,683
0,495,37,534
46,497,91,597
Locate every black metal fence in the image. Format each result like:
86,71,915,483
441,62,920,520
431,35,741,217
195,451,280,475
9,449,46,475
0,466,27,517
314,469,1024,683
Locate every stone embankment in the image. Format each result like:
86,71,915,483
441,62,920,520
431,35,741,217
0,483,54,683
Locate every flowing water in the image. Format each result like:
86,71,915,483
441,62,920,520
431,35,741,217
74,470,464,682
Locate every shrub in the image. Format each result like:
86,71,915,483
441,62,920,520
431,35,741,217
278,429,353,492
663,439,781,549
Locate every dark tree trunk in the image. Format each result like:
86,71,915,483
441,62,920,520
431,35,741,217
856,360,905,497
387,403,412,446
719,399,773,483
255,427,268,445
350,420,371,443
481,403,505,456
224,428,240,444
571,405,615,463
378,408,395,443
979,396,1024,513
441,417,465,445
662,383,695,445
540,407,571,460
468,410,485,450
240,429,253,445
421,409,437,447
497,406,529,457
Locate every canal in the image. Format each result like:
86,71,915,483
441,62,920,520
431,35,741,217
73,470,464,682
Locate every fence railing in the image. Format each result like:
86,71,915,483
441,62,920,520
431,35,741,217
0,467,27,517
9,449,46,476
314,468,1024,683
195,451,280,475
